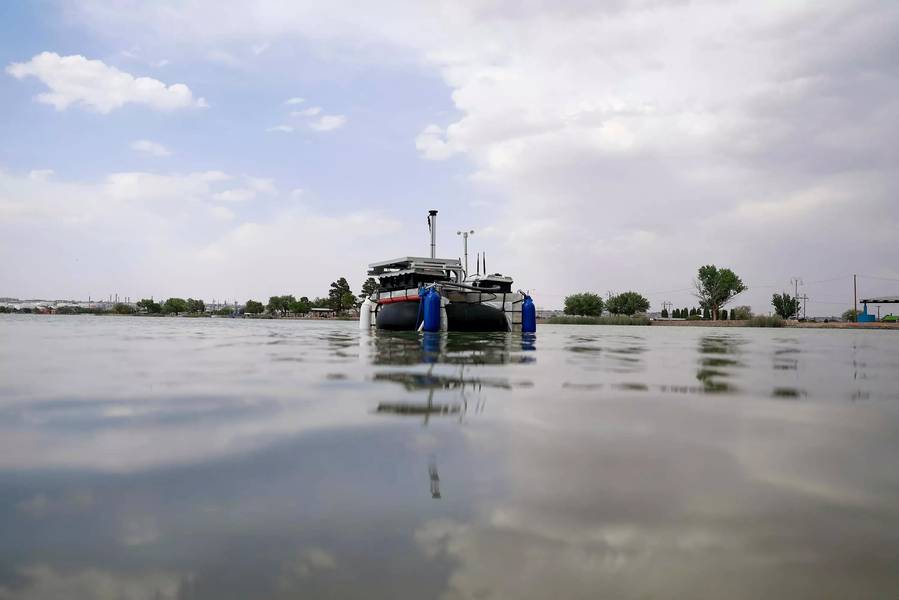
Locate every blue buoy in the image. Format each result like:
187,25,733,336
522,295,536,333
423,288,441,332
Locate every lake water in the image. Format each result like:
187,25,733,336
1,315,898,599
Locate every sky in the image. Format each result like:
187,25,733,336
1,0,897,313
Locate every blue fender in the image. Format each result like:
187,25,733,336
522,295,537,333
423,288,441,332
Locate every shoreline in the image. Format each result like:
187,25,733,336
648,319,899,330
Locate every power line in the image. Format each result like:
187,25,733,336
858,274,899,283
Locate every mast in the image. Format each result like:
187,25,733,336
428,210,438,258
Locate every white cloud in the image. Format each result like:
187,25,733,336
252,41,271,55
130,139,171,157
4,566,183,600
284,96,305,105
210,206,235,220
266,124,294,133
415,124,457,160
28,169,54,181
6,52,207,113
291,106,321,117
308,114,347,131
0,168,404,306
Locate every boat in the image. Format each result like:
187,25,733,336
359,210,536,333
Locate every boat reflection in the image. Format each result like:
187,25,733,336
368,331,536,366
374,364,498,423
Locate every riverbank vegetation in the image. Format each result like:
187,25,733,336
548,315,651,326
746,315,786,327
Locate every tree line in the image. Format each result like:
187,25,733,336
563,265,748,320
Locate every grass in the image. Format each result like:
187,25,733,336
546,315,651,326
745,315,786,327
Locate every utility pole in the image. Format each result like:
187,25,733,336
790,277,803,319
853,274,858,322
456,229,475,276
798,293,809,320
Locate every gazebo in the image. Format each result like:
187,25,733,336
858,296,899,322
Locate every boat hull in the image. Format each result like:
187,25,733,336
364,287,525,332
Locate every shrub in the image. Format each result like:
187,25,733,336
547,315,650,326
746,315,785,327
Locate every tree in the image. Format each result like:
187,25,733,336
606,291,650,315
563,292,603,316
682,307,689,318
661,308,669,318
703,307,711,320
720,309,729,320
694,265,747,321
842,308,859,322
163,297,188,315
341,291,357,311
731,305,752,320
772,293,800,319
187,298,205,314
689,307,697,317
359,277,378,299
329,278,353,311
245,300,264,314
136,298,161,314
289,297,311,315
113,303,135,314
267,295,295,316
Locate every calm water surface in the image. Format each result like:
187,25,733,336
1,315,898,599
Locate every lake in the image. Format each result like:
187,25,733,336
1,315,898,599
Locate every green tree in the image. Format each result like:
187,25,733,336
563,292,604,316
245,300,264,315
842,308,859,322
689,307,697,317
215,306,234,316
672,308,681,318
720,309,729,320
187,298,205,314
731,305,752,320
341,291,356,311
606,291,650,315
267,295,295,316
136,298,161,314
329,278,353,311
289,297,311,315
772,293,800,319
694,265,747,321
661,308,669,318
359,277,378,299
113,303,135,314
682,307,688,318
163,297,188,315
703,307,711,319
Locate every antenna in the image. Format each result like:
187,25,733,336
456,229,475,276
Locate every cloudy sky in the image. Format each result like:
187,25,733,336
1,0,897,312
